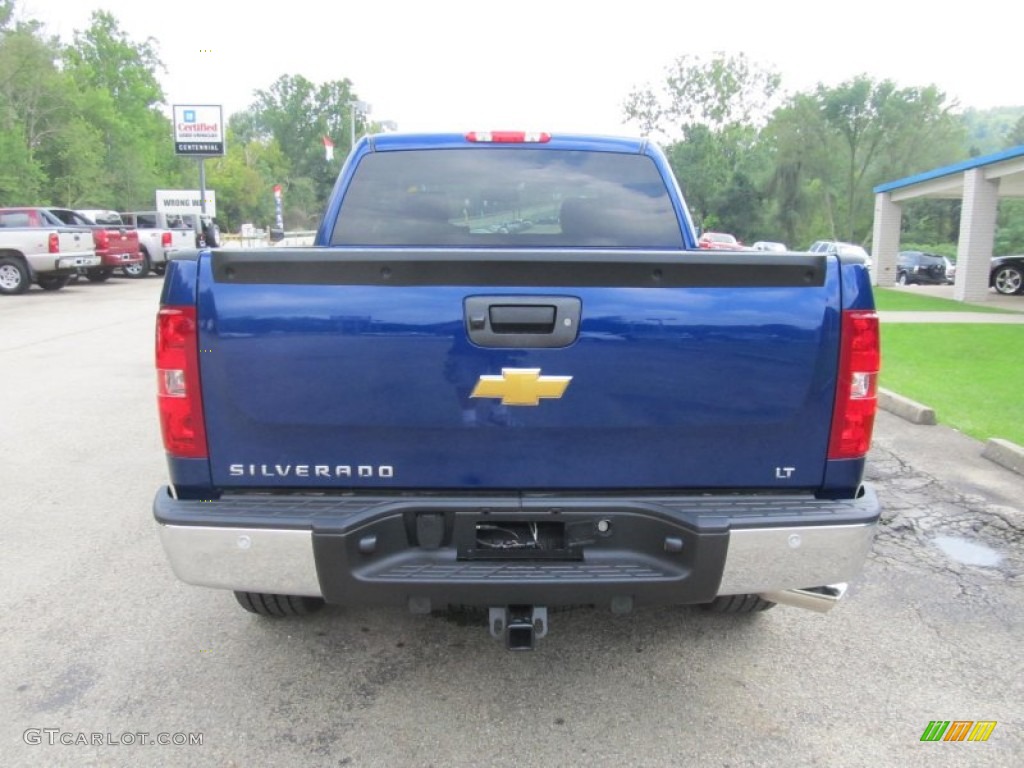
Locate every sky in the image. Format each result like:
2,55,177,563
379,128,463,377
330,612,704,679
21,0,1023,137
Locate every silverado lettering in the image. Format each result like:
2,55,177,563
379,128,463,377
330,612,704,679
228,464,395,478
152,131,881,650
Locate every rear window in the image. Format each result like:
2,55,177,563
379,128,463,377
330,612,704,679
0,212,30,227
331,148,683,248
50,209,91,226
89,212,123,225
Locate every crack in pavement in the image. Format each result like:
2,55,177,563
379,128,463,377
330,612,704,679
866,443,1023,595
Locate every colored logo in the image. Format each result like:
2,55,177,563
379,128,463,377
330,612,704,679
470,368,572,406
184,110,196,123
920,721,997,742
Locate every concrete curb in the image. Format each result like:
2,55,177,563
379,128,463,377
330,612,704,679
878,388,1024,477
878,388,936,425
982,439,1024,476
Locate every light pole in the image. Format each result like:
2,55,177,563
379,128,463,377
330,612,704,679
348,100,371,149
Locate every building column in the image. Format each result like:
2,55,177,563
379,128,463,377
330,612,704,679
871,192,902,287
955,169,1000,302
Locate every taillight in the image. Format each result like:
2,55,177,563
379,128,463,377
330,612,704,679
162,231,172,247
156,306,208,458
48,233,59,253
94,229,108,249
466,131,551,143
828,310,881,459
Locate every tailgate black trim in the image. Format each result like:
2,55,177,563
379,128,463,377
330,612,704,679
211,249,827,288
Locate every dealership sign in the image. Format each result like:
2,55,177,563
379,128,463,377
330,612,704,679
156,190,217,217
173,105,225,156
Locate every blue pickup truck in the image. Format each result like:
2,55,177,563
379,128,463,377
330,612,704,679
153,131,881,649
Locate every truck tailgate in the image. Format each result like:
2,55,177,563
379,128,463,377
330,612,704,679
56,228,94,255
196,249,841,491
103,227,140,256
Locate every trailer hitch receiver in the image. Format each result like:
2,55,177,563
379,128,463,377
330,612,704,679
489,606,548,651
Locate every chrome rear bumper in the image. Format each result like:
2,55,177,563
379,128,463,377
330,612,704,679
716,522,876,611
157,520,875,613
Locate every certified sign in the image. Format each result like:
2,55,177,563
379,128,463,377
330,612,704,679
173,105,225,156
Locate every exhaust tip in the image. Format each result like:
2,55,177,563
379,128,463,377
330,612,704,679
759,583,848,613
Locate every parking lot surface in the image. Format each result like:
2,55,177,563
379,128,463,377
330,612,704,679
2,278,1021,767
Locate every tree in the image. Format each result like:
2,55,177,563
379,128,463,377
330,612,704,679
763,77,964,246
624,54,779,240
203,127,288,230
995,200,1024,256
63,11,163,110
1006,114,1024,148
61,11,184,208
624,52,781,139
666,122,768,239
899,198,961,249
990,113,1024,256
40,110,106,206
233,74,364,228
960,106,1024,155
0,18,67,204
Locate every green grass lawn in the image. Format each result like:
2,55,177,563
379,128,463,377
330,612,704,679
874,287,1017,313
880,324,1024,445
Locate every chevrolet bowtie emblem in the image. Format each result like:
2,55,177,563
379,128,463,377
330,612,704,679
470,368,572,406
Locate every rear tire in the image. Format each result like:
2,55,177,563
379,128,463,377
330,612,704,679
37,275,71,291
700,594,776,613
0,256,30,295
86,268,113,283
122,251,150,278
234,591,325,617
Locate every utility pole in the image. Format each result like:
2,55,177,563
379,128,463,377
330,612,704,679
348,100,371,151
198,158,207,215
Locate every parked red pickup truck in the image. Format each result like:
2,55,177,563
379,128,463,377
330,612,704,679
51,209,144,281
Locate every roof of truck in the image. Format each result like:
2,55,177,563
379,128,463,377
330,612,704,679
366,132,650,154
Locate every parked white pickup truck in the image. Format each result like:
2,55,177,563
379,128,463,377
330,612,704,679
0,211,100,295
119,211,195,277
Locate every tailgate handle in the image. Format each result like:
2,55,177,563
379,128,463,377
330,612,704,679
489,305,556,334
465,296,581,348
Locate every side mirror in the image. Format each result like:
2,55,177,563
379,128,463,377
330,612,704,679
269,228,285,243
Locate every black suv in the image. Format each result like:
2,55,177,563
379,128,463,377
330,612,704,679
896,251,947,285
